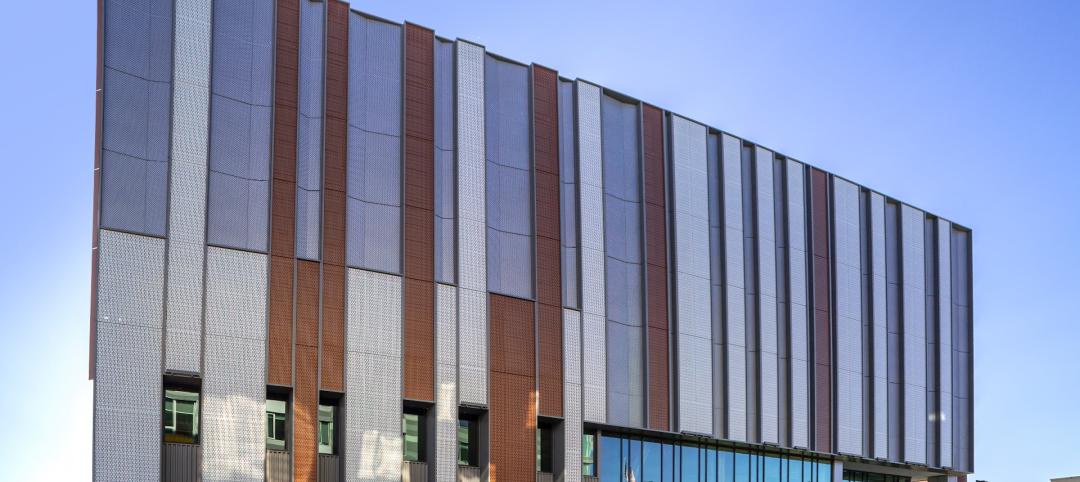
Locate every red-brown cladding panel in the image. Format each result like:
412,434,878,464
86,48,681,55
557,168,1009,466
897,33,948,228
489,293,538,482
810,168,832,452
294,345,318,482
268,256,294,386
402,23,436,402
295,260,320,348
642,104,669,431
533,65,563,418
321,265,345,391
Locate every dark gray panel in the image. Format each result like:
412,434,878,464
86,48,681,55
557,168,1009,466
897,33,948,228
707,132,725,439
347,16,402,273
885,200,903,463
434,39,456,284
559,80,580,309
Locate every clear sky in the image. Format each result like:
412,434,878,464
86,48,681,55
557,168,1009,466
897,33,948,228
1,0,1076,480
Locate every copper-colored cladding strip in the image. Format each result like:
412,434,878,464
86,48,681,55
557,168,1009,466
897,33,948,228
642,104,670,431
268,0,300,387
295,260,321,482
90,0,105,380
320,0,349,393
489,294,538,482
533,65,563,418
810,168,833,452
402,23,436,402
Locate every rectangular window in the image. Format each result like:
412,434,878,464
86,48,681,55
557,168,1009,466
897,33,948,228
163,389,199,444
403,411,425,462
318,404,335,454
537,425,554,473
582,432,597,476
457,417,478,466
266,399,288,450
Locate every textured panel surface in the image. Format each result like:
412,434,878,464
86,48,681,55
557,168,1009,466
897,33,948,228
642,104,669,432
721,133,747,442
488,294,537,482
810,168,833,453
902,204,927,464
346,269,403,481
937,218,953,468
671,115,713,435
94,230,165,481
786,160,811,449
164,0,212,375
100,0,172,236
202,247,267,481
577,80,607,423
755,146,779,444
869,192,889,459
559,80,581,310
563,308,583,482
535,66,564,418
294,0,324,261
456,40,488,406
435,284,459,481
833,178,863,455
951,228,974,472
435,40,456,285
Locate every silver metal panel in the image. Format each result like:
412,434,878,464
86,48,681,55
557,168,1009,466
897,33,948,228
833,178,863,455
564,308,583,482
202,248,267,481
456,41,488,406
436,284,458,482
346,268,403,481
721,133,747,442
94,230,165,481
785,159,810,449
295,0,324,261
577,80,607,424
755,146,779,444
164,0,211,373
670,115,713,435
870,192,889,459
937,218,953,468
435,40,456,285
901,205,927,464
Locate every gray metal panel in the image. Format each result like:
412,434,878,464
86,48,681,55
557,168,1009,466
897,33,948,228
951,228,973,472
266,450,290,482
559,80,581,309
164,0,212,375
785,159,810,449
94,230,165,481
436,284,459,481
100,0,172,236
671,115,713,435
563,308,583,482
755,146,779,445
319,455,341,482
206,0,274,252
345,268,403,481
577,80,607,424
901,204,927,464
456,40,488,406
347,15,402,273
295,0,325,261
707,134,725,440
936,218,953,468
202,247,267,481
833,178,863,455
164,443,200,482
435,40,457,285
721,133,747,442
869,192,889,459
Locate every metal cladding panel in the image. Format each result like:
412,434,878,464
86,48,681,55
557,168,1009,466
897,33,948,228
163,0,212,375
951,228,973,472
345,268,403,481
456,40,489,406
202,247,268,481
869,192,889,459
563,309,583,482
435,40,456,285
100,0,172,237
560,80,582,310
643,104,669,432
755,146,779,444
535,66,564,418
488,294,537,482
294,0,325,261
435,283,459,481
785,160,810,449
721,133,747,442
671,115,713,435
901,204,928,464
708,134,724,440
810,168,833,453
937,218,953,468
577,80,607,423
93,230,165,481
206,0,274,253
347,14,402,273
833,178,863,455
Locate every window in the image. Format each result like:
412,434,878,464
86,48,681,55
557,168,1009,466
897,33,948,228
318,404,335,454
581,433,596,476
457,417,478,466
266,399,288,450
163,389,199,444
403,412,424,462
537,425,554,473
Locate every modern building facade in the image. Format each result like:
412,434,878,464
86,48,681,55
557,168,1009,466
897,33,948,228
90,0,975,481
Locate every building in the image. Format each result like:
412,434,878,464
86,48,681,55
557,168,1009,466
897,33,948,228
89,0,975,481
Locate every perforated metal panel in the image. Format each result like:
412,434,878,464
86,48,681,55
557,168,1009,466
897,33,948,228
937,218,953,468
456,40,488,407
754,146,779,444
434,40,456,285
295,0,324,261
202,247,267,481
869,192,889,459
576,81,607,424
563,308,583,482
833,178,863,455
345,268,403,481
786,160,810,449
94,230,165,481
901,204,927,464
721,133,747,442
436,284,458,481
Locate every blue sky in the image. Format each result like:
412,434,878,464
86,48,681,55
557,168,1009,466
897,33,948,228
1,0,1077,480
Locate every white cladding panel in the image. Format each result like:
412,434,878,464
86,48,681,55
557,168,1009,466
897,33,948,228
834,178,864,455
901,205,927,464
755,146,779,444
721,133,747,442
870,192,889,459
577,80,607,423
786,159,810,449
